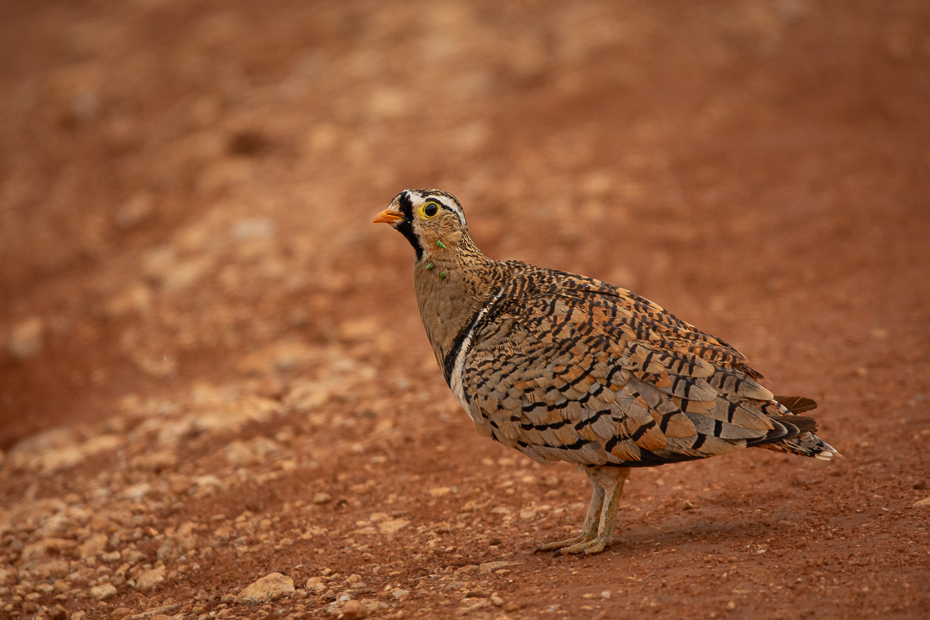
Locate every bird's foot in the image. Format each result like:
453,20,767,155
556,534,610,556
533,533,595,554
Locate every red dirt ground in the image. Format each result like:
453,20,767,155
1,1,928,619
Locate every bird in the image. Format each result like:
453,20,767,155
372,188,839,556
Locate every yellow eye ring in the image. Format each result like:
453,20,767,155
420,202,440,219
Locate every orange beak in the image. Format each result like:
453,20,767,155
372,209,404,225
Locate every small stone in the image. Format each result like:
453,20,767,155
314,492,332,505
49,605,69,620
100,551,122,563
913,497,930,508
360,599,388,613
214,525,236,540
338,599,368,619
115,192,155,229
112,608,131,618
491,594,504,606
105,284,153,317
90,583,117,600
134,565,166,590
378,518,409,535
479,561,517,574
44,560,71,579
67,567,96,585
391,589,410,600
726,601,736,610
236,572,295,604
76,534,109,559
130,450,178,473
122,482,153,500
9,317,44,359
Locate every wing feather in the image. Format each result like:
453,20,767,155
456,267,833,466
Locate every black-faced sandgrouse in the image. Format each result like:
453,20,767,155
373,188,839,555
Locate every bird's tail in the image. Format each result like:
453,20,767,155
754,395,842,460
758,430,841,460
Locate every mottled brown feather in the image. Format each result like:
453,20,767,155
374,189,839,555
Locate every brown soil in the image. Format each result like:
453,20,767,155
1,1,929,619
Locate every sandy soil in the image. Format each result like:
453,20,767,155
1,1,929,619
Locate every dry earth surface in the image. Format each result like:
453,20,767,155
1,1,929,619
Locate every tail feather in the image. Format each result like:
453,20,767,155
759,430,841,460
754,396,841,460
774,395,818,414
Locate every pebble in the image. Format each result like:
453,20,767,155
76,534,108,560
338,599,368,619
134,566,166,590
314,492,332,505
115,192,155,229
391,589,410,600
236,572,295,604
90,583,117,600
479,561,517,574
378,518,409,535
8,317,44,359
49,604,69,619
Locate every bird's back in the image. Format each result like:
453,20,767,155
448,260,836,467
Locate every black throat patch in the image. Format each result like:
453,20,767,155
394,192,423,260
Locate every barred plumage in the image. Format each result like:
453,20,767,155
373,188,839,555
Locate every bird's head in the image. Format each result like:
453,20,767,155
372,189,469,261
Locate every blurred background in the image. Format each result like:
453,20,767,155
1,0,928,449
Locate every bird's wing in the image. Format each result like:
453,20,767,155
458,268,813,467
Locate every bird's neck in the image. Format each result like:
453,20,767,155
413,235,502,378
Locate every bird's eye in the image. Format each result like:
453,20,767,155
421,202,440,218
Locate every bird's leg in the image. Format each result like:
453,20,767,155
534,480,605,553
558,467,630,556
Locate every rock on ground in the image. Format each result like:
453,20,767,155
236,572,295,604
